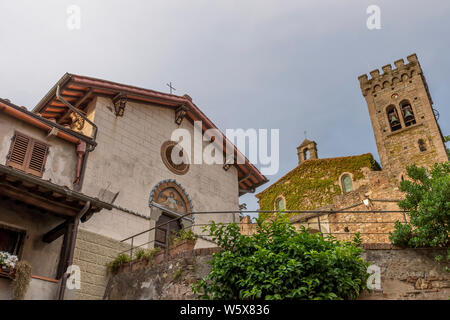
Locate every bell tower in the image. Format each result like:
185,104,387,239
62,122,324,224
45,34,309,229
297,139,318,165
358,54,448,176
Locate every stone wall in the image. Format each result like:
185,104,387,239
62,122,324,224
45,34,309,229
288,170,405,243
359,245,450,300
103,245,450,300
72,229,130,300
104,247,220,300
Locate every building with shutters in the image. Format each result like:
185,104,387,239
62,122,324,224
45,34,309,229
254,54,448,243
0,75,266,299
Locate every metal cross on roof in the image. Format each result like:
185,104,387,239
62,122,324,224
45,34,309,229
166,82,176,94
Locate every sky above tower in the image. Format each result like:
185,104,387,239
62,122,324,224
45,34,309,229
0,0,449,212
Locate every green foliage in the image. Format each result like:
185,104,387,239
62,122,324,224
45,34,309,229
256,153,380,220
390,163,450,248
389,222,413,247
170,229,198,246
12,261,32,300
444,135,450,158
106,253,130,274
193,218,369,300
134,247,161,262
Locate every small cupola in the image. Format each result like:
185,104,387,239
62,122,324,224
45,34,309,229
297,139,318,164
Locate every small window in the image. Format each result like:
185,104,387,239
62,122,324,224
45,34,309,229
161,141,189,175
0,225,25,256
386,105,402,132
341,174,353,193
275,197,285,211
418,139,427,152
6,132,49,177
400,101,416,127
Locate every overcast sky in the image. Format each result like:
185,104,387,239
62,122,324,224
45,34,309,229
1,0,449,212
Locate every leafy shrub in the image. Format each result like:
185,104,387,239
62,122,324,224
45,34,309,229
106,253,130,274
390,163,450,248
193,217,369,300
389,221,413,247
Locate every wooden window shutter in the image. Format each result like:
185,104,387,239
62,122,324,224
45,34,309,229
6,132,49,177
26,140,48,176
6,133,30,170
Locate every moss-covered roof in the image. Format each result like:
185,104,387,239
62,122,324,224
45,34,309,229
256,153,380,219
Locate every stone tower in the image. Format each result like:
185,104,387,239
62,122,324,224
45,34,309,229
358,54,448,176
297,139,318,164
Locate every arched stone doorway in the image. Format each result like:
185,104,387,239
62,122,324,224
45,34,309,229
149,180,194,249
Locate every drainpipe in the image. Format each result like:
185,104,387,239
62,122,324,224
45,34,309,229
56,86,98,189
57,201,91,300
74,142,86,185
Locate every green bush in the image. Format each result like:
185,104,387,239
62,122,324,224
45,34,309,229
193,217,369,300
389,221,413,247
390,163,450,248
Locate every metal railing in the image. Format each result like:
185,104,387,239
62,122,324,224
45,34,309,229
117,199,407,271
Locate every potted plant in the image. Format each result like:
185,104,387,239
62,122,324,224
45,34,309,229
0,251,18,278
169,229,198,257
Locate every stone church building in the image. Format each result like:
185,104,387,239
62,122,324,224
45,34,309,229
254,54,448,242
0,75,266,299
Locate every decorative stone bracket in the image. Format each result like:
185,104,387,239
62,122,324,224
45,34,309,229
175,105,189,125
112,93,127,117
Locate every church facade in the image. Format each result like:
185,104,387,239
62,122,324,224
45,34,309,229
0,75,266,299
254,54,448,243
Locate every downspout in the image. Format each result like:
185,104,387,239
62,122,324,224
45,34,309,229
57,201,91,300
56,86,98,189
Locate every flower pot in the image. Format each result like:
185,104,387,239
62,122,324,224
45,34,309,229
0,268,14,280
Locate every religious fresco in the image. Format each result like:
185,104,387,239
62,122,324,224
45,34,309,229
155,187,188,214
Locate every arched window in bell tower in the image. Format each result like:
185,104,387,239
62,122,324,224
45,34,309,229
400,100,416,127
386,105,402,132
303,149,310,160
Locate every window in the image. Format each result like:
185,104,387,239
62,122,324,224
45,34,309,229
275,196,285,211
161,141,189,175
6,132,49,177
0,225,25,256
341,174,353,193
386,105,402,132
418,139,427,152
400,101,416,127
